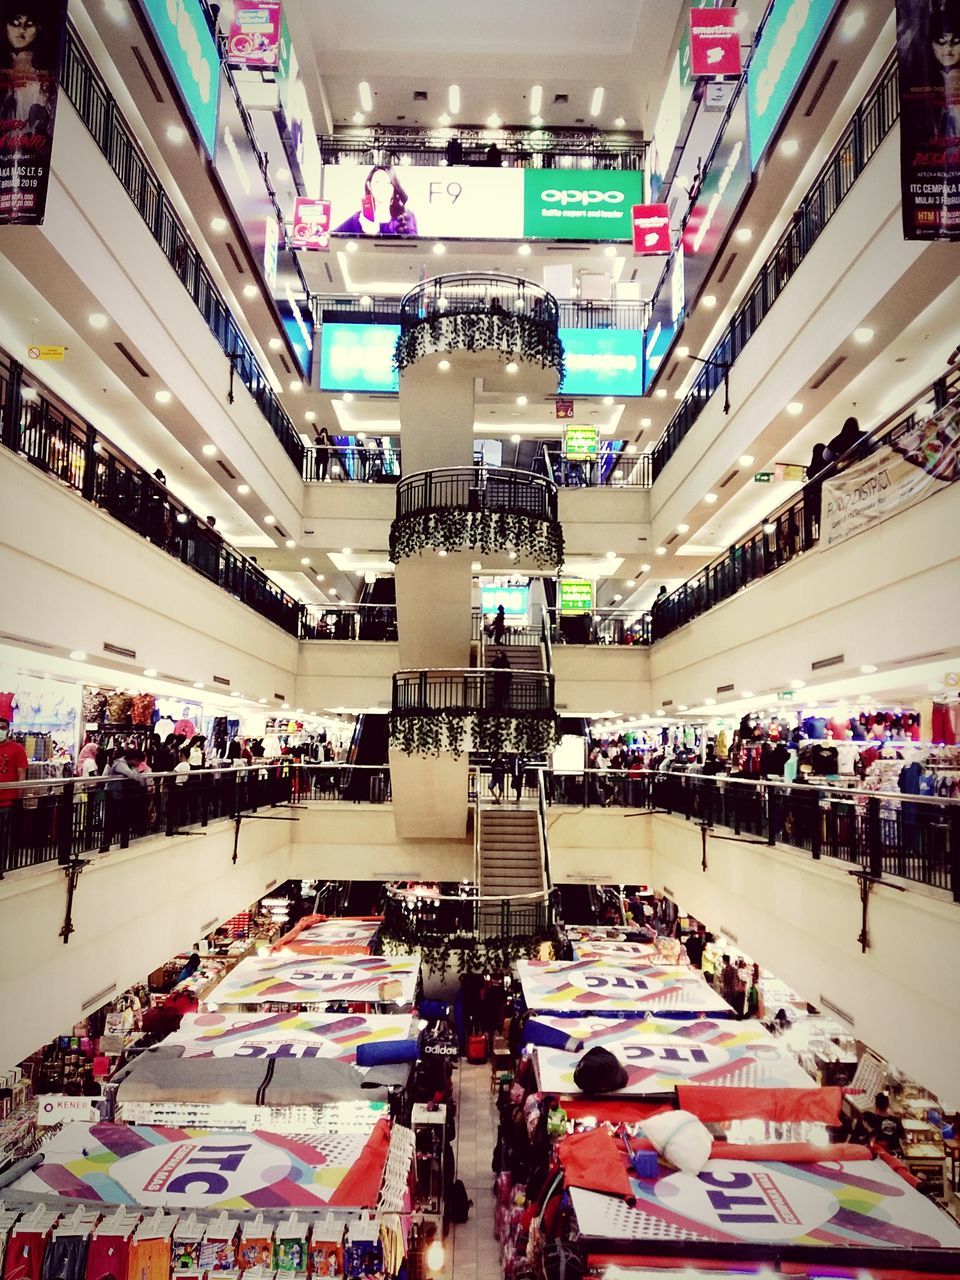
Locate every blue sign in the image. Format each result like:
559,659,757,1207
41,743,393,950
140,0,220,156
278,298,315,380
747,0,840,170
558,328,645,397
319,323,400,393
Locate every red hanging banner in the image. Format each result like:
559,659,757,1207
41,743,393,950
689,7,742,77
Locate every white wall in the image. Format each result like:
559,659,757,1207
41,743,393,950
296,641,396,711
553,644,651,716
290,805,473,878
0,818,292,1073
558,487,651,558
0,449,300,696
546,807,654,884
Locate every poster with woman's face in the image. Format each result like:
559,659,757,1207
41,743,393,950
0,0,67,224
896,0,960,240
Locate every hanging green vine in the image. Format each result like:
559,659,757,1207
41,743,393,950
389,709,560,758
389,508,564,568
394,312,565,383
384,924,561,977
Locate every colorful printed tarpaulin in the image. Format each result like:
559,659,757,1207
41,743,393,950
12,1120,392,1208
516,959,732,1017
162,1012,414,1063
204,954,419,1009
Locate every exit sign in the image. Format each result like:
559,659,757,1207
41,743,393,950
754,471,773,483
777,691,794,702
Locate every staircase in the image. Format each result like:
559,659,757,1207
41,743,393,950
500,644,545,672
478,807,546,933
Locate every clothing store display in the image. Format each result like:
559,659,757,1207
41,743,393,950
40,1238,89,1280
81,689,108,725
85,1236,131,1280
125,1237,170,1280
172,719,197,740
106,694,133,724
130,694,156,726
4,1232,48,1280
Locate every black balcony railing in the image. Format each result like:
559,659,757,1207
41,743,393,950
392,669,554,716
0,351,303,636
319,124,647,171
650,55,900,479
301,603,398,642
59,25,305,473
303,442,402,484
395,274,564,379
381,884,553,947
550,607,652,647
390,465,564,566
312,294,647,332
653,369,960,642
542,445,653,488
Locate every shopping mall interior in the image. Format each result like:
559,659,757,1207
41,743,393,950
1,0,959,1276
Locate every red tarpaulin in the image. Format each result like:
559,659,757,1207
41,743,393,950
677,1084,843,1124
709,1140,871,1164
562,1098,672,1124
328,1116,392,1206
557,1126,633,1199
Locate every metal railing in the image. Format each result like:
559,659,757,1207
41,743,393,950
381,882,552,945
651,55,900,478
318,124,647,171
399,274,559,330
550,607,652,647
471,611,546,648
59,25,305,472
395,465,559,523
548,768,960,900
653,368,960,641
311,294,647,331
303,442,402,484
541,445,653,488
301,603,398,642
392,668,554,715
0,352,303,636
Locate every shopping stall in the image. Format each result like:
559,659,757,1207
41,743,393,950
272,916,383,956
203,955,421,1012
516,958,733,1018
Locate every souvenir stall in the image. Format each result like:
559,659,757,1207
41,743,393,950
202,954,422,1014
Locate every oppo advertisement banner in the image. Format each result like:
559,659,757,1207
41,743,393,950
682,88,751,305
322,164,642,241
747,0,840,169
0,0,67,224
227,1,282,70
140,0,220,156
895,0,960,240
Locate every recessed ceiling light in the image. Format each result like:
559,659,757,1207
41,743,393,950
640,417,652,427
654,388,668,399
626,578,636,588
237,483,250,495
343,392,354,402
438,112,451,126
530,84,543,115
676,523,689,533
258,697,268,705
315,573,325,581
734,227,753,243
853,326,874,344
289,380,302,392
639,563,651,572
655,546,667,555
345,240,358,253
613,116,626,128
626,443,637,454
701,294,717,309
505,361,518,373
738,454,754,466
516,395,527,406
602,395,615,406
281,702,290,710
860,663,878,674
154,389,172,404
275,167,290,182
704,492,718,504
342,547,352,555
590,86,605,116
176,512,189,524
230,690,242,699
285,538,296,548
486,113,501,128
842,10,866,37
510,433,521,443
448,84,460,113
242,283,258,298
704,697,717,706
741,690,754,699
433,242,446,255
201,443,218,458
518,243,532,256
165,124,185,144
358,81,373,111
264,514,276,525
352,111,365,125
68,650,87,661
612,593,622,603
604,245,617,258
676,345,690,359
304,410,316,422
786,401,803,415
88,312,108,329
606,550,617,559
143,668,157,678
437,548,448,557
329,588,339,597
268,337,283,351
438,359,451,371
780,138,800,157
210,216,228,233
508,550,517,560
193,681,204,689
790,679,806,689
300,557,311,565
359,294,373,308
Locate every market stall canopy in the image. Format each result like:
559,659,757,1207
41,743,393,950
273,917,383,955
203,954,420,1010
158,1011,415,1063
7,1120,393,1209
516,959,733,1017
569,940,687,963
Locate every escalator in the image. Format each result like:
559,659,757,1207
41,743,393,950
343,713,390,802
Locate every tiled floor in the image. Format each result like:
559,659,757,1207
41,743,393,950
448,1059,502,1279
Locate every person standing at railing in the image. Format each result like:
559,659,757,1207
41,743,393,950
100,748,148,852
0,718,27,871
313,427,333,481
803,442,830,545
492,604,507,645
490,754,507,804
491,649,511,710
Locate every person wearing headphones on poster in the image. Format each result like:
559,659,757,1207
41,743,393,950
334,164,418,236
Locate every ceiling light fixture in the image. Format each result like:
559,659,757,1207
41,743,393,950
510,433,521,443
676,345,690,359
448,84,460,113
676,523,689,533
626,578,636,588
165,124,185,144
289,380,302,392
352,111,365,125
606,550,617,559
530,84,543,115
505,361,518,373
88,312,108,329
345,240,358,253
786,400,803,415
300,557,311,565
853,326,874,344
704,697,717,706
154,389,172,404
613,115,625,128
342,392,354,402
639,563,651,572
602,395,614,405
275,167,290,182
640,417,652,427
68,650,87,661
268,337,283,351
655,546,667,555
342,547,352,555
704,492,718,504
842,10,866,37
860,663,878,674
604,245,618,258
734,227,753,243
142,668,157,678
210,216,228,233
780,138,800,157
531,114,544,127
590,86,605,116
438,359,451,371
518,243,532,256
237,483,250,495
625,443,637,454
486,113,501,128
358,81,373,111
201,443,217,457
516,395,528,406
304,410,316,422
242,283,258,298
738,454,754,466
701,294,717,309
264,514,276,525
437,112,451,126
654,388,668,399
193,681,205,689
790,679,806,689
741,690,754,699
285,538,296,548
433,242,446,255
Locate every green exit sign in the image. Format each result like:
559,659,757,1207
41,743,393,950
777,691,794,702
754,471,773,483
565,425,600,460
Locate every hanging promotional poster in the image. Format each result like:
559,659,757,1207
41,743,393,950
896,0,960,240
0,0,67,223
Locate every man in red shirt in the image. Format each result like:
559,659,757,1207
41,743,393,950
0,717,28,874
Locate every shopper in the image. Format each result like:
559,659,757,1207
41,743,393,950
511,754,527,804
684,923,707,969
485,140,502,167
0,718,27,873
175,947,202,986
825,415,866,466
492,604,507,644
100,748,148,852
491,649,511,708
855,1093,907,1155
490,754,506,804
313,427,333,481
719,954,737,1007
745,963,764,1019
445,135,463,166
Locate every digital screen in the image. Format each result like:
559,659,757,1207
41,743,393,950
559,579,593,615
564,426,600,459
278,297,315,380
481,584,529,618
140,0,219,156
559,328,645,396
319,323,400,393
